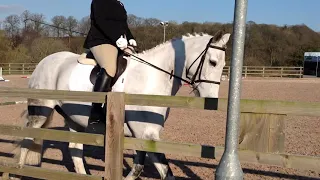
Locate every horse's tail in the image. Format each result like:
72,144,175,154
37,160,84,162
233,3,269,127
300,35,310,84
14,99,55,166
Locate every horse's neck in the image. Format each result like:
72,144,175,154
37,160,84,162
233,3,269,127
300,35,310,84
124,39,193,96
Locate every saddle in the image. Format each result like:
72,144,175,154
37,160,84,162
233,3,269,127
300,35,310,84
77,50,128,87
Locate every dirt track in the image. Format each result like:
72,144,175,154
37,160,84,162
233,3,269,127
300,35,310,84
0,75,319,180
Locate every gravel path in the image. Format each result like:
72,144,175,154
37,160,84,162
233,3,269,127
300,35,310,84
0,75,319,179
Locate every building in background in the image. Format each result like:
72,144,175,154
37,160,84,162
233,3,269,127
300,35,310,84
304,52,320,77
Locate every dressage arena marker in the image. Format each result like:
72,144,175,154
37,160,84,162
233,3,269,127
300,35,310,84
0,67,9,82
0,67,3,81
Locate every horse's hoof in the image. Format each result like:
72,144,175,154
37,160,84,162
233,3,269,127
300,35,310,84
124,164,144,180
124,176,136,180
164,176,175,180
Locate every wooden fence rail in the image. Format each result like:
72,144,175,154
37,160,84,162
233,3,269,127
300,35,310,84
0,88,319,179
0,161,101,180
0,63,304,78
0,124,319,176
222,66,304,78
1,87,320,116
0,63,36,75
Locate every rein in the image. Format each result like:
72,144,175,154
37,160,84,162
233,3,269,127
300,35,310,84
123,37,226,86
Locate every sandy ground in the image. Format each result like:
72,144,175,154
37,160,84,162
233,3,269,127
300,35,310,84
0,75,319,180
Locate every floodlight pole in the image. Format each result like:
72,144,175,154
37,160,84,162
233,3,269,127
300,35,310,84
160,21,169,42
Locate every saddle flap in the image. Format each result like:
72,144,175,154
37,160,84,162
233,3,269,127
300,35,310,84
89,52,128,87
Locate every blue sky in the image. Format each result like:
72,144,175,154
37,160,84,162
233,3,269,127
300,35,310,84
0,0,319,31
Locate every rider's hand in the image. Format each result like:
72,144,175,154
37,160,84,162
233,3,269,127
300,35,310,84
123,46,135,55
116,35,128,50
128,39,137,47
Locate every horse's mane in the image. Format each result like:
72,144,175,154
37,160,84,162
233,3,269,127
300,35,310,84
139,32,212,55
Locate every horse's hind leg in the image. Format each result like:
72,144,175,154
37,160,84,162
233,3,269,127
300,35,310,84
56,105,88,175
16,99,55,167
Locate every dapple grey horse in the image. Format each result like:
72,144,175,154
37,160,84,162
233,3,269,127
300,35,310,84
14,31,230,179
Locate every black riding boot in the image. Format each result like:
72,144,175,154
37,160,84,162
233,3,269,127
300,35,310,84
86,68,113,134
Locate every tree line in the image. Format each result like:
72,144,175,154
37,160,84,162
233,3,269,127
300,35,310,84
0,10,319,66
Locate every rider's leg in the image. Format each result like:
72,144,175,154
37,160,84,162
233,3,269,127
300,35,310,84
92,44,118,77
86,44,118,133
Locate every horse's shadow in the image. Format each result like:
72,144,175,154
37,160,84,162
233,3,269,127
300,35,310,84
0,127,319,180
8,126,159,179
42,126,105,174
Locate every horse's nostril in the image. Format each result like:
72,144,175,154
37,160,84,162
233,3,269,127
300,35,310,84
210,61,217,67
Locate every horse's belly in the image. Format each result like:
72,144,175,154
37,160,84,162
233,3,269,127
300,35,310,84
68,64,94,92
68,63,126,93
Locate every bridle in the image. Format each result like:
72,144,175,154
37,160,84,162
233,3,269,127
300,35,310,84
186,37,226,85
123,37,226,86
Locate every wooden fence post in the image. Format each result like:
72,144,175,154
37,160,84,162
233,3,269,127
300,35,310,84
239,113,286,153
105,92,125,180
244,66,248,78
2,172,10,180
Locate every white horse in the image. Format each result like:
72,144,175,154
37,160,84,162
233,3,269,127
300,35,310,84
14,31,230,179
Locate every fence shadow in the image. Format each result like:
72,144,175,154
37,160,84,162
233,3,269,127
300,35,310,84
0,127,318,180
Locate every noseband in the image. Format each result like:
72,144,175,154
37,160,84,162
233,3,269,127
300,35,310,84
123,37,226,86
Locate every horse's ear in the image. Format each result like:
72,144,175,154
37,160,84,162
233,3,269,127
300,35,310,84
212,30,231,46
219,33,231,46
212,30,224,42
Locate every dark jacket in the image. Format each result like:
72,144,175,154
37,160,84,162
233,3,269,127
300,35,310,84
83,0,134,49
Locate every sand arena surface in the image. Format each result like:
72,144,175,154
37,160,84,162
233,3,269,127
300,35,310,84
0,75,319,179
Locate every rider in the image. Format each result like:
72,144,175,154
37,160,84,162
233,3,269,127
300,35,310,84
83,0,137,133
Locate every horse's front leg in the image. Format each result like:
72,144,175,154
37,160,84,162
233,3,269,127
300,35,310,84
69,128,87,174
148,152,175,180
125,151,146,180
125,126,175,180
128,150,174,180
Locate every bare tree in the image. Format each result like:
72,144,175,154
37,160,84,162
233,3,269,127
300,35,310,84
30,13,46,35
20,10,32,31
127,14,142,27
78,16,90,36
51,15,67,37
3,14,21,46
41,25,52,37
64,16,78,37
143,18,161,27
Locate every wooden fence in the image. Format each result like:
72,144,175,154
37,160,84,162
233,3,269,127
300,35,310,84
0,63,36,75
0,63,304,78
223,66,304,78
0,87,319,179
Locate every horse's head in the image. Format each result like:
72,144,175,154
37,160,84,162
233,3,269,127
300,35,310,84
185,31,231,98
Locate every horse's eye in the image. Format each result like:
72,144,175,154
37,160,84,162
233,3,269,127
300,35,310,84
209,60,217,67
